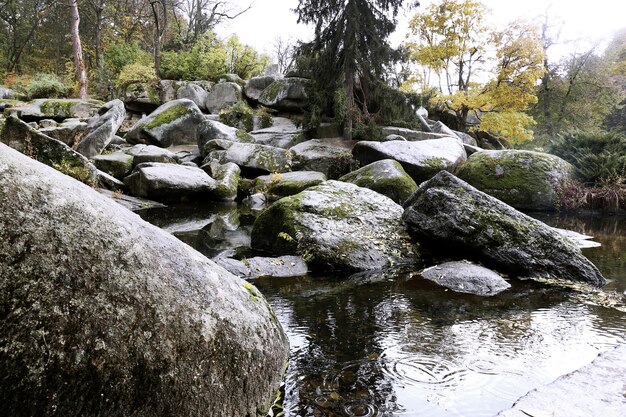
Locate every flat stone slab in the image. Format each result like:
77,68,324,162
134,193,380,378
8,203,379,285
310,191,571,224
496,345,626,417
421,261,511,296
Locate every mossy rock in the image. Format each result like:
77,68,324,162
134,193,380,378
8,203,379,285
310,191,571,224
258,78,310,112
6,99,103,121
93,152,134,180
251,180,417,272
203,139,293,175
456,150,574,211
291,139,357,179
339,159,418,205
0,116,97,184
253,171,327,199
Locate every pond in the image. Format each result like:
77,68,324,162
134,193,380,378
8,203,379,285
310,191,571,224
139,204,626,417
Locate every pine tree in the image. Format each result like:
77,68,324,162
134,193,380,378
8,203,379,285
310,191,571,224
295,0,416,139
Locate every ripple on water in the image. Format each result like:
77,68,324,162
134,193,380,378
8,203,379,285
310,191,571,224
380,354,467,389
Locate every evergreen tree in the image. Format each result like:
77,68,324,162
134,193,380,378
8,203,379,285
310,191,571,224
295,0,417,139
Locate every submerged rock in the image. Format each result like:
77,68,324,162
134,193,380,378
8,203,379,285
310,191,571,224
421,261,511,296
353,138,467,183
124,162,216,201
456,150,574,211
402,171,606,286
0,116,97,184
251,180,417,272
339,159,417,205
0,143,289,417
126,99,205,147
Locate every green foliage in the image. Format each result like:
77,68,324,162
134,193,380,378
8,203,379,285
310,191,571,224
549,131,626,185
352,119,384,141
24,73,72,99
116,63,157,91
104,43,152,78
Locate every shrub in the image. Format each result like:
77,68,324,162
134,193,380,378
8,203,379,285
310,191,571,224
25,73,72,99
549,131,626,185
219,101,255,131
116,63,157,94
352,119,384,141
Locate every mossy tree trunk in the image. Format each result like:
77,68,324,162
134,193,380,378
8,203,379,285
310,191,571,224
70,0,87,99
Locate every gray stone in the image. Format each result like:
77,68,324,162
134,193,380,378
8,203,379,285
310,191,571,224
243,192,268,211
291,139,356,179
353,138,467,183
176,83,209,111
39,118,88,146
339,159,417,205
456,150,574,211
251,117,306,149
5,98,103,121
216,73,245,86
258,77,309,112
203,139,293,175
158,79,184,103
126,99,205,147
93,152,134,179
125,144,178,165
96,169,125,191
216,255,308,279
244,76,277,102
198,119,253,156
421,261,511,296
384,134,407,142
124,162,217,201
97,188,166,211
122,83,160,113
205,82,242,114
402,171,606,286
0,116,97,184
75,99,126,158
38,119,57,128
496,345,626,417
0,143,288,417
0,86,15,99
203,161,241,201
382,126,451,141
251,180,417,272
254,171,327,199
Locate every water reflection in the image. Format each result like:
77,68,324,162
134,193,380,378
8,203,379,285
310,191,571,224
137,205,626,417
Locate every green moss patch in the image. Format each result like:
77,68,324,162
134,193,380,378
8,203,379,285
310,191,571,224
144,105,194,129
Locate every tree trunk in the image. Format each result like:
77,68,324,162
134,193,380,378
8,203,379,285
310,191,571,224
70,0,87,98
151,0,166,79
343,68,355,140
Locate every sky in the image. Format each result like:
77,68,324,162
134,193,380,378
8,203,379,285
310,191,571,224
216,0,626,60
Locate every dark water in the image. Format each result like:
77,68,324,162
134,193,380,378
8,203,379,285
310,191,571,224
138,205,626,417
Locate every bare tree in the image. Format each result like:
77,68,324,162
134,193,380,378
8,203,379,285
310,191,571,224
69,0,87,97
272,36,296,75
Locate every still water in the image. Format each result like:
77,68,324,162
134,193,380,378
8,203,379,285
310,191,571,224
139,204,626,417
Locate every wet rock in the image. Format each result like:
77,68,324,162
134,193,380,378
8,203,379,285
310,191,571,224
456,150,574,211
253,171,327,199
203,139,293,175
0,116,97,184
75,99,126,158
258,77,309,112
217,255,308,279
243,192,268,211
124,162,217,201
291,139,356,179
353,138,467,183
496,345,626,417
92,152,134,179
205,82,242,114
202,161,241,201
251,180,417,272
125,144,178,165
402,171,606,286
97,188,166,211
244,75,277,102
339,159,417,205
197,119,253,156
0,143,288,417
6,98,103,121
126,99,205,147
421,261,511,296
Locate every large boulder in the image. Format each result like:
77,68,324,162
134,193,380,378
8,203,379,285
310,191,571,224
244,76,277,102
216,255,308,279
203,139,293,175
176,83,209,111
124,162,217,201
402,171,606,286
291,139,356,179
205,82,242,114
258,77,309,112
92,152,134,179
353,138,467,183
75,99,126,158
456,150,574,211
202,161,241,201
126,99,205,147
251,117,306,149
339,159,417,205
0,116,97,184
6,98,104,121
253,171,327,199
0,143,288,417
39,118,87,146
421,261,511,296
381,126,451,142
197,119,254,156
251,180,417,271
125,144,178,165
